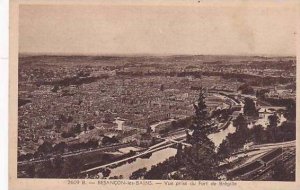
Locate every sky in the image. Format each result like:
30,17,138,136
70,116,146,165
19,4,297,56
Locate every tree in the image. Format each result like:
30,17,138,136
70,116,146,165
67,116,73,123
285,100,296,121
217,138,231,160
146,126,152,134
267,113,279,142
26,165,36,178
102,136,119,145
217,122,250,160
37,141,53,155
278,121,296,141
190,87,214,144
251,125,265,144
88,125,95,130
181,88,218,180
228,114,250,150
256,89,269,99
243,97,258,116
102,168,111,177
59,114,68,123
233,114,248,133
35,161,54,178
73,124,82,134
144,157,178,179
220,109,230,120
51,155,64,177
268,113,279,128
60,157,84,178
61,131,75,138
175,143,183,164
238,84,255,95
53,142,67,153
51,85,59,93
183,143,218,180
130,167,147,179
83,123,88,131
18,153,34,161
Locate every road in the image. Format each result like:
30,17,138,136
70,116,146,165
157,136,192,147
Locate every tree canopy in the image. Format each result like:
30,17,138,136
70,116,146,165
243,97,258,117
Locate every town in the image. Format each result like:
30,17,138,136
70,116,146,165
17,55,296,180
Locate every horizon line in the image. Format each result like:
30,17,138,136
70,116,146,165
18,52,296,58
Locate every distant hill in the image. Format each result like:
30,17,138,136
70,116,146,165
18,54,296,66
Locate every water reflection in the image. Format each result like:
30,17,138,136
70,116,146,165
208,122,236,148
108,147,177,178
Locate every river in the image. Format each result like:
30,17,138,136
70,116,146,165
107,96,287,178
150,119,175,132
107,119,238,178
208,122,236,148
107,123,237,178
108,147,177,178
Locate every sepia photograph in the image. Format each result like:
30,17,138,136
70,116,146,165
10,1,298,188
